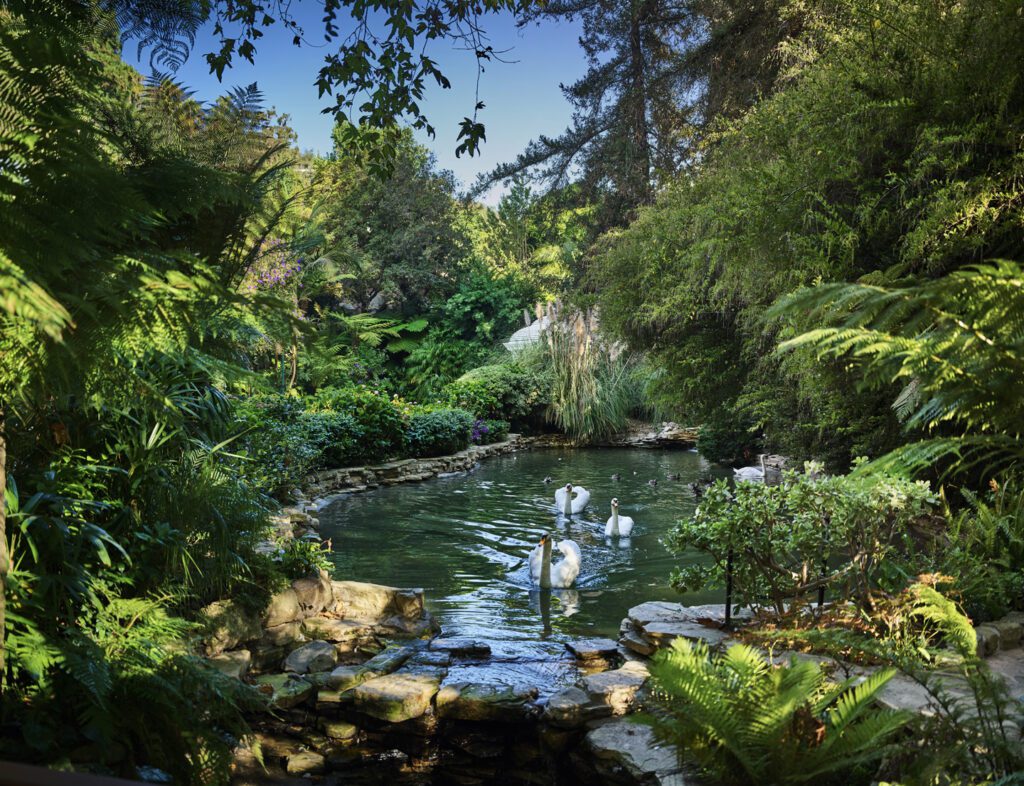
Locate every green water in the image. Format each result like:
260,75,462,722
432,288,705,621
319,447,731,644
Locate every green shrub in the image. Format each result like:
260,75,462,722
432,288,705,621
667,465,941,612
696,408,760,467
307,411,362,468
643,639,909,786
445,360,546,425
407,407,474,457
476,418,510,444
307,386,408,461
235,395,327,497
279,539,334,580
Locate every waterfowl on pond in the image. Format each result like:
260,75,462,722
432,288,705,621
555,483,590,516
648,479,658,487
529,533,581,589
611,473,621,481
543,476,553,484
605,498,635,537
734,454,767,481
667,472,680,481
688,479,713,499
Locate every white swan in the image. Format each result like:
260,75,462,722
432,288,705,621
554,483,590,516
605,497,635,537
529,533,581,588
733,454,766,481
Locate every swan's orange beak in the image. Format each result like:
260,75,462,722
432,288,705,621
539,534,550,546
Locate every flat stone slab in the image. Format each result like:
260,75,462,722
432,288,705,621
435,681,540,722
428,638,492,658
565,638,619,660
327,664,377,692
351,672,441,722
362,644,417,674
585,720,687,785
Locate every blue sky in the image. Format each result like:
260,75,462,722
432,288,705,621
124,8,586,203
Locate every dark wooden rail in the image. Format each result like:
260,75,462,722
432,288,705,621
0,763,138,786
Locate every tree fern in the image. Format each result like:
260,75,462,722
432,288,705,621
643,639,910,785
773,261,1024,478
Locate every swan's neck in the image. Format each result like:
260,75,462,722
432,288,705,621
563,492,572,517
611,509,619,536
540,539,553,589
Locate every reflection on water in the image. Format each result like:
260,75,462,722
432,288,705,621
319,447,730,642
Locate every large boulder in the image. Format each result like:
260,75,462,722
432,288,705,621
285,751,325,776
351,673,442,722
200,600,262,656
283,640,338,674
330,580,425,622
261,620,304,647
263,588,301,628
542,686,603,729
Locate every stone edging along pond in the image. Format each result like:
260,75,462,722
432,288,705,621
299,421,700,502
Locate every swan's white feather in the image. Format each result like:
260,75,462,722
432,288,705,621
733,466,764,480
528,542,544,583
551,539,581,588
605,513,635,537
554,486,590,514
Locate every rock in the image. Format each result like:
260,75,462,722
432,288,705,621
283,640,338,674
583,662,648,715
584,720,686,785
435,682,540,722
255,674,315,710
626,601,733,651
263,589,301,628
362,644,416,674
207,649,251,680
976,624,1002,656
250,644,287,671
285,751,325,776
566,638,619,661
543,686,604,728
200,600,262,656
620,627,657,657
292,571,333,616
351,673,442,722
327,665,377,692
992,618,1023,649
428,638,492,658
321,720,359,742
262,620,304,647
330,580,425,622
301,616,369,643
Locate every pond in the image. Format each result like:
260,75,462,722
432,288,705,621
320,447,731,646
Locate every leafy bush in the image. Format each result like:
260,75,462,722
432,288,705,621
696,408,760,467
308,411,362,468
667,466,941,612
279,539,334,580
307,386,408,461
644,639,909,786
475,418,510,444
445,359,546,425
932,478,1024,622
407,407,475,457
236,394,327,497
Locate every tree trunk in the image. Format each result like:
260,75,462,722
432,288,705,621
627,0,653,207
0,409,8,689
